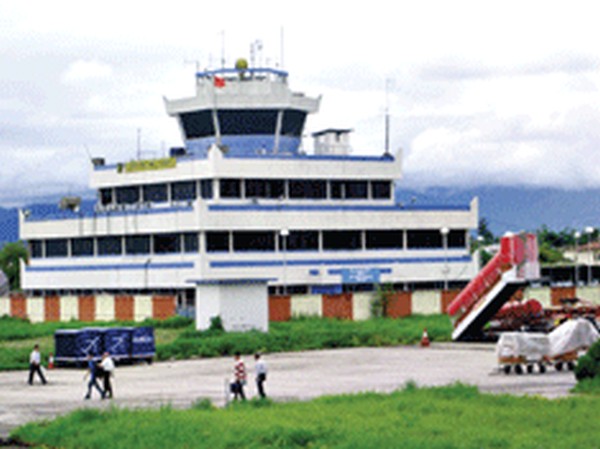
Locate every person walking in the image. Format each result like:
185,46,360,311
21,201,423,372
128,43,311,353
254,352,268,399
232,352,246,401
100,352,115,399
84,354,105,400
28,344,47,385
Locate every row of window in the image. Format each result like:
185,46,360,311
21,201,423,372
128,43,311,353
99,179,392,206
29,229,466,258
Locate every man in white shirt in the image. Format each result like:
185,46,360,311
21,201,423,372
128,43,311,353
28,344,47,385
99,352,115,398
254,352,268,399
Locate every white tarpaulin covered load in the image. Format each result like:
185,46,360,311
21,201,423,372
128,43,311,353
496,332,550,361
548,318,600,358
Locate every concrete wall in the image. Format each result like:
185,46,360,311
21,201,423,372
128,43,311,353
3,284,600,324
195,283,268,332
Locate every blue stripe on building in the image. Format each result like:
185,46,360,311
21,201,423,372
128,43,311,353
210,255,471,268
26,262,194,272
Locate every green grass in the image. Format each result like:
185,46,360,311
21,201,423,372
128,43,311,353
12,383,600,449
156,315,453,361
0,314,452,370
0,315,193,370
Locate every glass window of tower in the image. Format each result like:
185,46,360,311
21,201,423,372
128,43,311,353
366,230,403,249
407,230,443,249
143,184,168,203
45,239,68,257
233,231,275,252
183,233,199,253
99,188,113,206
322,231,362,250
345,181,368,199
371,181,391,199
200,180,213,199
71,238,94,256
126,235,151,255
206,232,229,252
153,234,181,254
171,181,197,201
29,240,43,258
97,236,122,255
281,231,319,251
115,186,140,205
220,179,241,198
289,180,327,199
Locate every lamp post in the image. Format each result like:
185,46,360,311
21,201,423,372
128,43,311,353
280,228,289,295
585,226,594,285
440,227,450,291
574,231,581,286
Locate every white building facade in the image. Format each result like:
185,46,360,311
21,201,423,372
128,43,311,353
19,64,478,329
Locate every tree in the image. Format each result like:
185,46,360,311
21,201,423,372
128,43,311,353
0,241,29,291
478,218,495,244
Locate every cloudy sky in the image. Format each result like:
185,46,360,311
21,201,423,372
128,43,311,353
1,1,600,206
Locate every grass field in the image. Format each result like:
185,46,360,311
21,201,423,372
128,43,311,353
0,315,452,370
12,383,600,449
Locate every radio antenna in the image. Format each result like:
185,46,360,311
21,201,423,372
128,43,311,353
280,26,285,68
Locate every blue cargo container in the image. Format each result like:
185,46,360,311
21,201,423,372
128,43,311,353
54,326,155,365
131,327,155,362
103,328,132,361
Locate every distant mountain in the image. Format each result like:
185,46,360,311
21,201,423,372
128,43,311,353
0,186,599,246
0,206,18,246
396,186,600,235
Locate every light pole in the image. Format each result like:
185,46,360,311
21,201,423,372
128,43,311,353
280,228,289,295
574,231,581,286
585,226,594,285
440,227,450,291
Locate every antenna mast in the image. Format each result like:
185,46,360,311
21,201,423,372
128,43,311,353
280,27,285,68
384,79,392,155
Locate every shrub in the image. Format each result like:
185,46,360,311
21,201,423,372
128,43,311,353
575,339,600,381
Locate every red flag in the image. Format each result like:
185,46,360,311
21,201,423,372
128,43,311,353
214,76,225,88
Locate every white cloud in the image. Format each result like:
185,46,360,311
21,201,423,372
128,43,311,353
61,60,113,84
2,0,600,206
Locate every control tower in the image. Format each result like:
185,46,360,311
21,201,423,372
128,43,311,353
164,59,321,158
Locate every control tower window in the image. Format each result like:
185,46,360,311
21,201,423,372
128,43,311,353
116,186,140,205
200,180,213,199
371,181,391,199
72,238,94,256
218,109,278,135
366,230,403,249
126,235,151,255
29,240,43,258
289,180,327,199
99,188,113,206
407,230,442,249
345,181,368,199
281,110,307,137
143,184,168,203
233,231,275,252
45,239,68,258
154,233,181,254
172,181,197,201
220,179,241,198
206,232,230,252
97,236,122,255
180,111,215,139
183,232,199,253
323,231,362,250
448,230,467,248
280,231,319,251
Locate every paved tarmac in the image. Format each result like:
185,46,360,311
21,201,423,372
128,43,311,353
0,343,578,436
